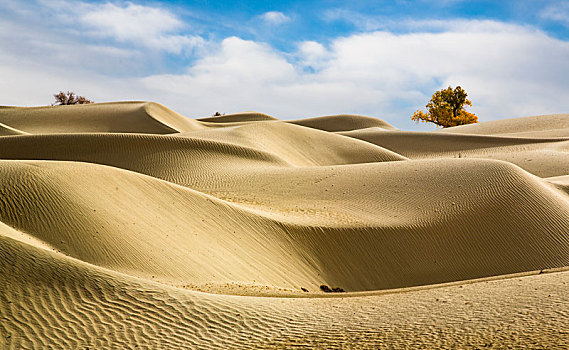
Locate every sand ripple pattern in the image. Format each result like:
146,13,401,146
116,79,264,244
2,237,569,349
1,104,569,348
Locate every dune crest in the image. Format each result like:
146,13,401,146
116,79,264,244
436,113,569,137
0,102,203,134
289,113,397,132
1,102,568,347
198,111,278,123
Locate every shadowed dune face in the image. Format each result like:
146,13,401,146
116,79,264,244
0,104,568,291
1,158,568,292
2,234,569,349
1,103,569,346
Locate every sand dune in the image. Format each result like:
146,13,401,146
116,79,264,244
289,113,398,132
546,175,569,195
2,234,568,348
1,103,569,347
0,102,203,134
436,113,569,137
198,111,278,123
341,127,569,177
176,121,406,166
0,121,27,136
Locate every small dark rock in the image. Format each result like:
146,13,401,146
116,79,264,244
320,284,345,293
301,287,309,292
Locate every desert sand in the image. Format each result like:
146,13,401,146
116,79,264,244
1,102,568,348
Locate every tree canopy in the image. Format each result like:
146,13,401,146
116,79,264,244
411,86,478,128
53,91,94,105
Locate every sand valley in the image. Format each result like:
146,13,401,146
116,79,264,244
1,102,568,348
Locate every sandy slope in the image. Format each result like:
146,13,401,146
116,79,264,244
436,113,569,137
1,103,569,348
0,102,203,134
198,111,278,123
289,114,398,132
2,234,568,349
340,128,569,177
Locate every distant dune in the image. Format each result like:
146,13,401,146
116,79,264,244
1,102,568,348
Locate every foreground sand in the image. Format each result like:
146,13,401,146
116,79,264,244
1,102,568,348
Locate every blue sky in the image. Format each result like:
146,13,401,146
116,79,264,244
1,0,569,129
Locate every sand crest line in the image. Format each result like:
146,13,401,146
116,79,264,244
1,102,569,347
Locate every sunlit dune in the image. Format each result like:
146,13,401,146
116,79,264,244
1,102,569,348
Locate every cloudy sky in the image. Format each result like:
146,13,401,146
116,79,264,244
1,0,569,129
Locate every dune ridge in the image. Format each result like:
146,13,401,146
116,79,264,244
289,114,398,132
1,103,569,347
436,113,569,137
198,111,278,123
1,157,568,293
341,127,569,177
0,102,203,134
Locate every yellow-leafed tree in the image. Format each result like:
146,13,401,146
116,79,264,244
411,86,478,128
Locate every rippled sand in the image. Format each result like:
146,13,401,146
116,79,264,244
1,102,568,348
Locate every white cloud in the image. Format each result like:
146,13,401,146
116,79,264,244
540,2,569,27
1,2,569,129
144,21,569,124
0,2,143,75
141,37,300,115
296,41,329,70
82,2,183,39
44,1,205,54
260,11,291,25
